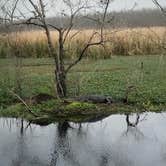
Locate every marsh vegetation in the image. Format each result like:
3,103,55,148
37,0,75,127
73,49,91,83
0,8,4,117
0,27,166,58
0,55,165,123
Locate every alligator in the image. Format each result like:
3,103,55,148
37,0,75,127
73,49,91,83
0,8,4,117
75,95,113,104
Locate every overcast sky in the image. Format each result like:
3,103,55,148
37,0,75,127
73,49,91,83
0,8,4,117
1,0,166,19
44,0,166,17
108,0,166,11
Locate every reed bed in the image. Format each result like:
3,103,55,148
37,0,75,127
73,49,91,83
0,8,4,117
0,27,166,58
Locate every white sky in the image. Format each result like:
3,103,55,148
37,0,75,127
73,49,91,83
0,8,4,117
49,0,166,11
109,0,166,11
1,0,166,19
46,0,166,17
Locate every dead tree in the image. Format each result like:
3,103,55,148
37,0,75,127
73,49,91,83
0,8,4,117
0,0,112,98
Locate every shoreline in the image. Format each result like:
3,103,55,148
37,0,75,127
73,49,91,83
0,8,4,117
0,99,165,126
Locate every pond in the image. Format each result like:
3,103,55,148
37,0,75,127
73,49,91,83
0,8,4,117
0,112,166,166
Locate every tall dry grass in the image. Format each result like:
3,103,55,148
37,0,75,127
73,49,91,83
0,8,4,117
0,27,166,58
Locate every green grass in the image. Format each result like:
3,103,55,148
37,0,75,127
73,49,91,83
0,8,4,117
0,55,166,109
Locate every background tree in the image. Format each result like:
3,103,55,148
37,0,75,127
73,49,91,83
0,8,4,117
0,0,112,98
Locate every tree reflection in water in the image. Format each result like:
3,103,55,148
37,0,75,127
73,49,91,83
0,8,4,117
11,119,45,166
50,121,112,166
120,113,148,141
1,112,165,166
50,121,81,166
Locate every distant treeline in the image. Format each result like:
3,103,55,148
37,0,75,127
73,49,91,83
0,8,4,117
76,9,166,29
110,9,166,28
0,9,166,32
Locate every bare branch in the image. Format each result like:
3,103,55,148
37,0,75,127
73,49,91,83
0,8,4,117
28,0,41,17
9,90,38,117
65,0,111,73
65,31,101,73
11,0,20,22
152,0,166,16
62,1,90,43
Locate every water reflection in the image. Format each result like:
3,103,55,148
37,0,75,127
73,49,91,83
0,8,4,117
10,119,45,166
126,113,140,127
50,122,88,166
11,119,27,166
50,121,71,166
121,113,145,141
0,112,166,166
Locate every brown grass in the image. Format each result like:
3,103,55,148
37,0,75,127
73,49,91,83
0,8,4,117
0,26,166,58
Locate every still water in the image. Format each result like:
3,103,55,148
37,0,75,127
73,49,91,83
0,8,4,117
0,112,166,166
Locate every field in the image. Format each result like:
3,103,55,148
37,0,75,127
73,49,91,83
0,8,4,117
0,27,166,58
0,26,166,112
0,55,166,110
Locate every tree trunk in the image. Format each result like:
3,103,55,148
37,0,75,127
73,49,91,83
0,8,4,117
55,70,67,98
55,30,67,98
44,25,67,98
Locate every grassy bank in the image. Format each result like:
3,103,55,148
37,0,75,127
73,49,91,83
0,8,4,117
0,55,166,108
0,27,166,58
0,99,141,125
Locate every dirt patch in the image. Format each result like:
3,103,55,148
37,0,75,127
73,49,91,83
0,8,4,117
30,93,55,104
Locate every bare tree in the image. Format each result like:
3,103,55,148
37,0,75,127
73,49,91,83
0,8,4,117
0,0,112,98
